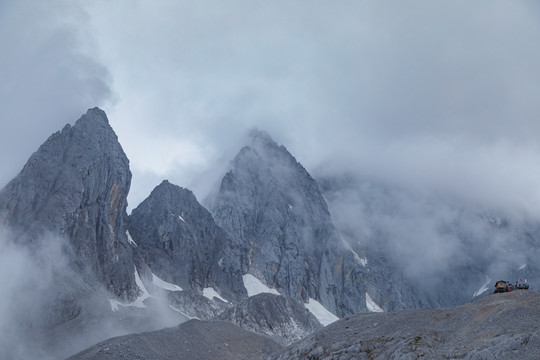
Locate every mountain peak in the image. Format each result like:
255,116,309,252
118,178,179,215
0,108,136,299
82,107,109,124
248,128,276,146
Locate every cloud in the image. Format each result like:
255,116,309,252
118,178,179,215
2,1,540,214
0,0,113,187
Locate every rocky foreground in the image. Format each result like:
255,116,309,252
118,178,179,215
67,319,282,360
270,290,540,360
69,291,540,359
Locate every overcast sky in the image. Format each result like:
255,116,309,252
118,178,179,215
1,0,540,215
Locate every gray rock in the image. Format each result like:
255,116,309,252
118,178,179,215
67,319,283,360
206,130,369,317
269,290,540,360
0,108,137,300
219,293,322,345
128,180,245,303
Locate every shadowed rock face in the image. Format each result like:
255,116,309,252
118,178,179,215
219,293,322,345
128,180,245,302
270,291,540,360
207,130,369,317
0,108,136,300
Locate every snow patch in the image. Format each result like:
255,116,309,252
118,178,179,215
126,230,137,246
132,266,151,307
109,267,151,311
169,304,199,320
152,273,183,292
179,215,186,222
203,287,229,303
519,264,527,270
473,277,492,298
366,292,384,313
242,274,280,297
342,238,367,267
305,298,339,326
109,299,120,312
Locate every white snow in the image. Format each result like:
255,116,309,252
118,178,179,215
242,274,280,297
179,215,186,222
126,230,137,246
109,299,121,312
342,238,367,267
473,277,492,298
109,267,151,311
169,304,199,320
203,287,229,303
304,298,339,326
365,292,384,313
152,273,183,292
519,264,527,270
132,267,151,307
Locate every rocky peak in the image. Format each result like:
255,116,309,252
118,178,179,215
128,180,245,301
0,107,136,300
208,131,367,317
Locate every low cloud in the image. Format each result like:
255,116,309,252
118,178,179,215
0,0,113,188
319,172,537,294
2,1,539,215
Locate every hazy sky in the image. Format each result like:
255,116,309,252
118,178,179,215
1,0,540,214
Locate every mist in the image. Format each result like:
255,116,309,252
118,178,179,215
0,225,186,359
2,1,540,216
318,172,539,301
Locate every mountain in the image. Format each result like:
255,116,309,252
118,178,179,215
67,319,283,360
206,130,374,317
269,290,540,360
317,173,540,309
127,180,245,318
0,107,137,300
0,109,190,360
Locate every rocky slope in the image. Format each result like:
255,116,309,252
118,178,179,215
0,107,137,300
207,130,373,317
67,319,283,360
128,180,245,299
219,293,322,345
269,290,540,360
0,109,181,360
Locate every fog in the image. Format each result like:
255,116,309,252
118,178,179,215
318,172,538,300
0,226,185,359
1,0,539,217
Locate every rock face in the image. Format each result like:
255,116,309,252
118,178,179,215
128,180,245,302
219,293,322,345
0,107,136,300
207,130,369,317
67,319,283,360
269,291,540,360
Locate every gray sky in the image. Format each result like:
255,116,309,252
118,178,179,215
2,0,540,215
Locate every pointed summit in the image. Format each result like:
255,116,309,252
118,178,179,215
128,180,245,301
248,128,276,145
0,108,136,299
208,131,368,317
81,107,109,123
